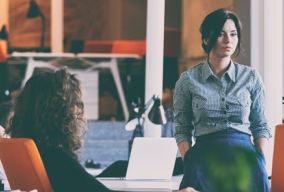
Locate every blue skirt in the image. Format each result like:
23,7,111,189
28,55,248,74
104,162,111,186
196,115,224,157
180,132,270,192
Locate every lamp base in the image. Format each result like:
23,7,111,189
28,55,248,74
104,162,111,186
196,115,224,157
132,124,143,139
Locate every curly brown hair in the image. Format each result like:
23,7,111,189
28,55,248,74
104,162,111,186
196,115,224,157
0,101,14,129
6,68,85,160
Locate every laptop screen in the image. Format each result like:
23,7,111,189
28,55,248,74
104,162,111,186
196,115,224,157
126,137,178,180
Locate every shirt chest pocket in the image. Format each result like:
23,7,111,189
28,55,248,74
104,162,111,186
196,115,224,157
192,97,208,119
227,91,251,123
192,97,217,124
237,92,251,106
192,97,206,110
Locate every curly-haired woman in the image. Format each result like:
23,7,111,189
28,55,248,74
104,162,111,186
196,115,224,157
6,68,119,192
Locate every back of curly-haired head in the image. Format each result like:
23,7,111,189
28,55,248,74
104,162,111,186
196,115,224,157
7,68,85,160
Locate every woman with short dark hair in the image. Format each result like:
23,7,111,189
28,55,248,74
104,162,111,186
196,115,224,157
174,8,271,192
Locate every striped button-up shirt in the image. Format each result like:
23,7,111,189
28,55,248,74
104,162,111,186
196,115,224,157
173,60,272,144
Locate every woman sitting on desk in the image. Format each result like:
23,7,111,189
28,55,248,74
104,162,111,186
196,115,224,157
174,8,271,192
6,68,119,192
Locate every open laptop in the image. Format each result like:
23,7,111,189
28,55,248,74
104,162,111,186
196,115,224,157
126,137,178,180
98,137,178,181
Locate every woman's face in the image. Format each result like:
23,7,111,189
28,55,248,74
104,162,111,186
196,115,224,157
209,19,238,59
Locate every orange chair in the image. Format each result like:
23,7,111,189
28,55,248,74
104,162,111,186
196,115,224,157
271,124,284,192
83,40,113,53
0,40,7,63
79,40,145,122
111,40,146,57
164,28,181,57
0,138,53,192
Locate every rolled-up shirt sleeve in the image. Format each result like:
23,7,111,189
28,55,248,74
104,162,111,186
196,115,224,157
173,72,194,144
249,70,272,140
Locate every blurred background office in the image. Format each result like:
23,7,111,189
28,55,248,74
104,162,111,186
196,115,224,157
2,0,251,121
0,0,282,178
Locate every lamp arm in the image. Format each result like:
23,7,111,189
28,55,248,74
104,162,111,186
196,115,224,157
143,94,156,111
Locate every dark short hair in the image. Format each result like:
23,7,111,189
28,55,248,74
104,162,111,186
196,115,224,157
199,8,242,56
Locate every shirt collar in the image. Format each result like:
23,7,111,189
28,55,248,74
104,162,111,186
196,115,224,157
201,60,236,83
226,61,236,82
201,60,212,83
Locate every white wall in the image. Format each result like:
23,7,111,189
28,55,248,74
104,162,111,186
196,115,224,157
250,0,283,176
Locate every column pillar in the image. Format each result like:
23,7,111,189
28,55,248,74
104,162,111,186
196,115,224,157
250,0,283,175
0,0,9,53
51,0,64,53
144,0,165,137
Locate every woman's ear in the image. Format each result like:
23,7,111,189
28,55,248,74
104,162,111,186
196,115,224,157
203,39,209,45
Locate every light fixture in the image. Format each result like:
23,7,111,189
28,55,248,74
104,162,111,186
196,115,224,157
125,94,167,140
0,25,8,40
147,96,167,125
27,0,46,51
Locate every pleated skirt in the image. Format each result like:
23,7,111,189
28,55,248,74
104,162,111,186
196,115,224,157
179,131,270,192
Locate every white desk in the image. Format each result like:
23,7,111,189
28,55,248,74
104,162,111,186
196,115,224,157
2,176,181,191
98,175,182,191
11,52,141,121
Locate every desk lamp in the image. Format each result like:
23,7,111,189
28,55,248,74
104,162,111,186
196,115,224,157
0,26,8,40
27,0,46,51
125,94,167,140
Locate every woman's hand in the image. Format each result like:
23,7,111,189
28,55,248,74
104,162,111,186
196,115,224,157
178,141,191,160
179,187,200,192
254,138,268,155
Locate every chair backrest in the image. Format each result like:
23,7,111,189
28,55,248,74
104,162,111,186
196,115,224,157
111,40,146,57
271,124,284,191
83,40,113,53
0,138,53,192
81,40,146,57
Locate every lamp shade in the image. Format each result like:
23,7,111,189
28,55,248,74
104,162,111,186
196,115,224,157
148,98,167,125
27,0,41,18
26,0,46,51
0,25,8,40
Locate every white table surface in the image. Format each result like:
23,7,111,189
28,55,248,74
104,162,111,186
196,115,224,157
97,175,182,191
2,176,182,191
11,52,141,59
10,51,141,122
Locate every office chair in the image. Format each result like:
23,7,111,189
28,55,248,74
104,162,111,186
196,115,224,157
82,40,113,53
271,124,284,191
79,40,145,122
0,138,53,192
111,40,146,57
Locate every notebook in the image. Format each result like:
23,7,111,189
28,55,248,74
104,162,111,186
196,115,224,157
98,137,178,181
